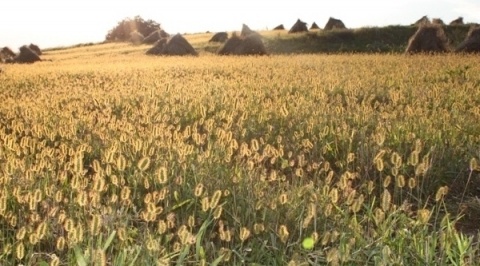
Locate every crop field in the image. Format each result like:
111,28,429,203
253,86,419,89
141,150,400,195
1,37,480,265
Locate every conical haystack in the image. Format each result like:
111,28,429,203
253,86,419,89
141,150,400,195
241,24,255,37
217,34,243,55
146,34,197,56
405,25,450,54
143,30,169,44
288,19,308,33
310,22,320,30
324,17,346,30
432,18,445,25
209,32,228,43
273,24,285,30
413,16,430,26
217,32,266,56
28,43,42,55
146,38,168,55
130,31,145,45
455,26,480,53
450,17,464,26
10,45,41,63
236,34,267,55
163,34,198,56
0,47,16,62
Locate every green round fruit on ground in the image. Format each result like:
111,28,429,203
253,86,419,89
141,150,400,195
302,237,314,249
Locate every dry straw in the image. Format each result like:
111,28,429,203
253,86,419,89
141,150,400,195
12,45,41,63
449,17,464,26
209,32,228,43
413,16,430,27
310,22,320,30
405,25,450,54
455,26,480,53
217,32,267,56
324,17,347,30
288,19,308,33
146,34,197,56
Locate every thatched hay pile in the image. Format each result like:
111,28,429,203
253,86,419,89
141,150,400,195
455,26,480,53
217,32,266,56
130,31,145,45
28,43,42,55
405,25,450,54
450,17,464,26
146,34,197,56
143,30,169,44
146,38,167,55
209,32,228,43
0,47,16,62
273,24,285,30
9,45,41,63
162,34,198,55
288,19,308,33
324,17,346,30
413,16,430,26
432,18,445,25
310,22,320,30
241,24,255,37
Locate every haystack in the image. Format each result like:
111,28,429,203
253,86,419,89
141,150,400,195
28,43,42,55
11,45,41,63
217,34,243,55
146,38,167,55
163,34,198,56
455,26,480,53
273,24,285,30
143,30,170,44
324,17,346,30
450,17,464,26
147,34,197,56
241,24,255,37
217,33,266,56
432,18,445,25
310,22,320,30
236,34,267,55
405,25,450,54
130,31,145,45
413,16,430,26
288,19,308,33
0,47,16,62
209,32,228,43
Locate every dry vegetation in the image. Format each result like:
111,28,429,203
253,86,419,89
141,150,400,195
1,42,480,265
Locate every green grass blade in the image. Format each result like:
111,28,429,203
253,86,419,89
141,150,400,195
102,230,117,251
73,246,87,266
127,247,142,266
176,244,191,266
210,254,225,266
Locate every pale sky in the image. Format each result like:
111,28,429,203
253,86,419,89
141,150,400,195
1,0,479,51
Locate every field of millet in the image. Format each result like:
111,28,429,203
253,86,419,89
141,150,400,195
0,42,480,265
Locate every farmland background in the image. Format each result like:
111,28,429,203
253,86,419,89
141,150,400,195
1,32,480,265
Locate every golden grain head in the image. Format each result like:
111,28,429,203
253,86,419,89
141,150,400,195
239,227,251,242
329,188,339,204
278,225,289,243
15,242,25,260
416,209,431,224
209,190,222,209
408,177,417,189
194,183,204,197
